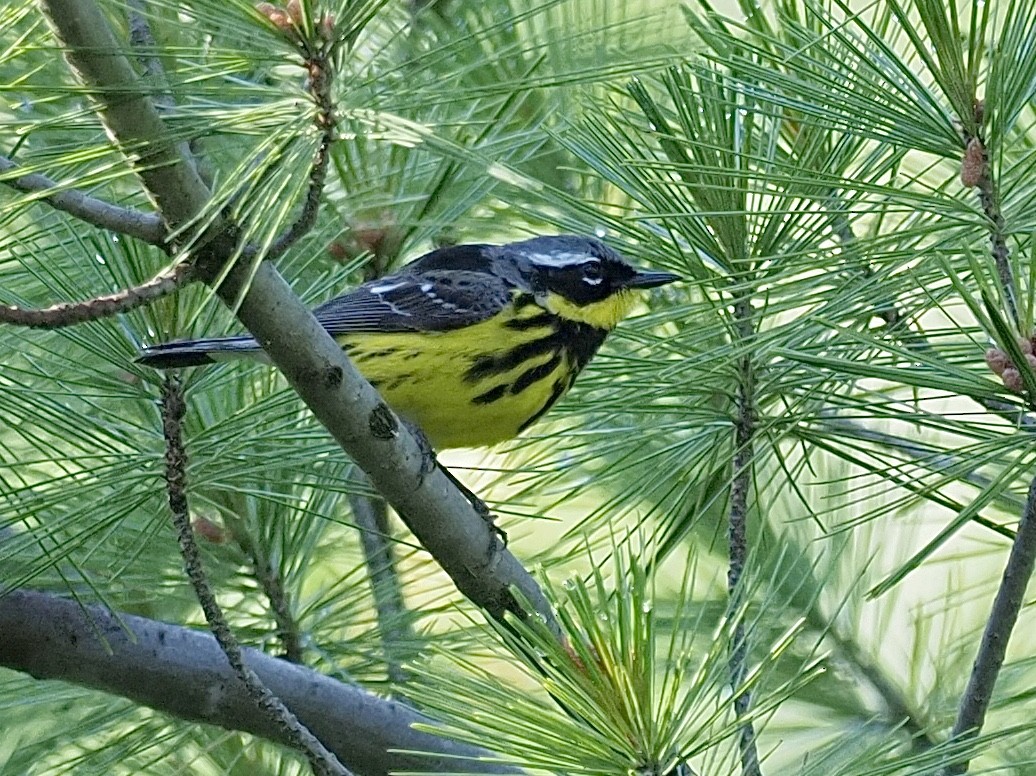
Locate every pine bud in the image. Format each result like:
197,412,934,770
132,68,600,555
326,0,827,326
1002,368,1024,393
257,3,292,31
985,348,1009,375
192,517,227,544
285,0,303,24
320,13,336,41
961,137,985,188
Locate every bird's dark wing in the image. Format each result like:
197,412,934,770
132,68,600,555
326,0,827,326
312,269,514,334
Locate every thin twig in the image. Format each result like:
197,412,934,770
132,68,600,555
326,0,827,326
0,262,193,329
160,378,351,776
823,625,936,749
265,28,337,261
41,0,214,235
346,263,414,684
973,149,1018,325
942,475,1036,775
830,208,905,332
348,474,413,684
728,297,762,776
815,415,1026,522
231,524,304,664
0,156,167,246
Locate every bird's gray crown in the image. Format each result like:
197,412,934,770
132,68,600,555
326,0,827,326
502,235,623,269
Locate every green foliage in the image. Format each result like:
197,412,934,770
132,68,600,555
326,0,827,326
3,0,1036,774
408,543,817,775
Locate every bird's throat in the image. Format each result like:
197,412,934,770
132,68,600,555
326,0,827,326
540,289,636,330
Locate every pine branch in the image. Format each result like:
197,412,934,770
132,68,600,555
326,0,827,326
348,475,413,684
230,521,304,664
939,110,1036,775
160,378,350,776
0,156,167,245
942,475,1036,775
0,588,522,775
728,296,762,776
41,0,561,639
0,262,192,329
262,10,337,262
964,137,1017,323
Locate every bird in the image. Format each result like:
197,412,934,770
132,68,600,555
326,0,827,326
137,235,680,449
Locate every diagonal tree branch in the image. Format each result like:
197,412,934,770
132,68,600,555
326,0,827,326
0,156,167,245
938,112,1036,774
0,588,521,776
40,0,560,638
942,475,1036,775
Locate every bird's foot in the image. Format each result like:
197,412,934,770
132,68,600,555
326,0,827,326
401,421,507,550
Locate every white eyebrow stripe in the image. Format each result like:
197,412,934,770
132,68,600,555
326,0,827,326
525,251,591,268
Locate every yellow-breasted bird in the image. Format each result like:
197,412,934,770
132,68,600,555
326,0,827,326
137,235,679,448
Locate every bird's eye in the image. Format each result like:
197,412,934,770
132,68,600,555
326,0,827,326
581,260,604,284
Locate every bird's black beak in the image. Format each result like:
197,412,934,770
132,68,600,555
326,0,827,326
625,269,681,289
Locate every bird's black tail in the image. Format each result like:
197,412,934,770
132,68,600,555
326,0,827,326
136,336,262,369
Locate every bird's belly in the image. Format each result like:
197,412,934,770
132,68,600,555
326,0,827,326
338,327,576,449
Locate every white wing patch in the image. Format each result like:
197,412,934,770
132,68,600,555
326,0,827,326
368,280,407,294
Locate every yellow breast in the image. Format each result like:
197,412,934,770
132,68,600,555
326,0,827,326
338,299,604,449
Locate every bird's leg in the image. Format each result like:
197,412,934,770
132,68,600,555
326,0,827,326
402,420,508,548
403,418,439,482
